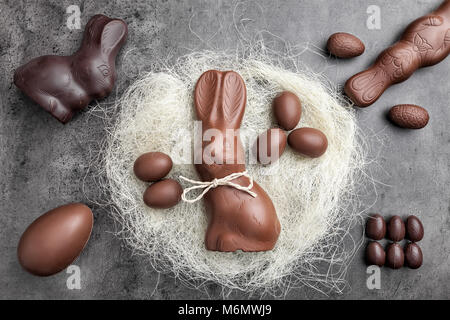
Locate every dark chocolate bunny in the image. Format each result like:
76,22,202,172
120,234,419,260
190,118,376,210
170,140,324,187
345,0,450,107
14,14,128,123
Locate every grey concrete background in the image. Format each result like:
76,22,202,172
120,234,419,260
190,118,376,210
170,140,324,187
0,0,449,299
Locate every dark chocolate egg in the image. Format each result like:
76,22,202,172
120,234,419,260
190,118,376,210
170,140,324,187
273,91,302,130
405,243,423,269
386,243,404,269
365,241,385,266
387,215,405,242
406,215,424,242
256,128,287,164
17,203,93,276
134,152,173,182
366,213,386,240
143,179,182,209
288,127,328,158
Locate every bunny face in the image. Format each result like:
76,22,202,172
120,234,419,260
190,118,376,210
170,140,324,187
13,14,128,123
72,53,116,99
73,18,128,99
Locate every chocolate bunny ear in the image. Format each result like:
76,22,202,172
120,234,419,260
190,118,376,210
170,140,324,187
100,20,128,57
222,71,246,125
195,70,218,121
194,70,246,128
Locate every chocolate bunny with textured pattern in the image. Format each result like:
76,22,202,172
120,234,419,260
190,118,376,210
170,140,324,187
14,14,127,123
194,70,281,252
345,0,450,107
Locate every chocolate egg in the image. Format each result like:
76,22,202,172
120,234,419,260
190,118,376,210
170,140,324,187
143,179,182,209
327,32,365,58
256,128,287,164
386,243,405,269
388,104,429,129
365,241,386,266
366,213,386,240
134,152,173,182
405,243,423,269
288,127,328,158
387,215,405,242
17,203,93,276
406,215,424,242
273,91,302,130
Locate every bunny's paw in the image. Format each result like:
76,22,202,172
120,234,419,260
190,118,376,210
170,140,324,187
48,98,73,124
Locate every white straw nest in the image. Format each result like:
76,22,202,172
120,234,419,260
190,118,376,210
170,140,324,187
99,51,367,296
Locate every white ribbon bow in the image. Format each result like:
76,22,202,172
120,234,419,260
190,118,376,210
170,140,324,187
179,171,257,203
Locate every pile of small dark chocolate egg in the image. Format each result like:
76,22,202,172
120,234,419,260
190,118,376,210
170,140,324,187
365,214,424,269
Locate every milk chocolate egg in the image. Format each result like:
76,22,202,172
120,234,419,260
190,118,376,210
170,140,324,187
134,152,173,182
365,241,385,266
388,104,429,129
143,179,182,209
273,91,302,130
17,203,93,276
405,243,423,269
256,128,287,164
366,213,386,240
387,215,405,242
406,215,424,242
288,127,328,158
327,32,365,58
386,243,404,269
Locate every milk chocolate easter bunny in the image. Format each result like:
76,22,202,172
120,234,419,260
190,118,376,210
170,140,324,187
188,70,280,252
345,0,450,107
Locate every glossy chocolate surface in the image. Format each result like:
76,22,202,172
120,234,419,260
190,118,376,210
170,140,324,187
386,243,405,269
406,215,424,242
405,242,423,269
273,91,302,130
14,14,128,123
17,203,93,276
287,127,328,158
366,241,386,266
134,152,173,182
366,213,386,240
143,179,182,209
194,70,281,252
345,1,450,107
387,215,406,242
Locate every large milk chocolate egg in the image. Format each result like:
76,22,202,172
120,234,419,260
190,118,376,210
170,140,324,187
288,127,328,158
273,91,302,130
134,152,173,182
17,203,93,276
256,128,287,164
143,179,182,209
